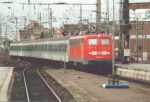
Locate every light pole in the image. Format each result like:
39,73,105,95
64,43,66,73
106,0,109,34
102,0,129,88
96,0,101,32
112,0,116,79
47,6,53,37
136,17,139,63
20,2,96,33
14,17,19,41
79,4,82,32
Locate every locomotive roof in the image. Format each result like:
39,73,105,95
11,34,111,44
69,34,111,39
12,36,70,44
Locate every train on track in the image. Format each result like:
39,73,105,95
9,34,112,71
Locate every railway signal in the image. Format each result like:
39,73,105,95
119,0,130,64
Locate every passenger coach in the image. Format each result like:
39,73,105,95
9,34,112,65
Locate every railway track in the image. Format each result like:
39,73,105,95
4,57,76,102
23,64,61,102
4,57,148,102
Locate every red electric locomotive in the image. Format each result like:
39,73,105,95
9,33,112,73
69,34,112,65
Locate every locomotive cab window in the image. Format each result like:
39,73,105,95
101,38,110,45
88,39,97,45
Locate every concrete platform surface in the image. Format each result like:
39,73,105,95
45,68,150,102
116,64,150,82
0,67,13,101
116,64,150,71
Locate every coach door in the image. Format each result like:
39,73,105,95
69,38,82,62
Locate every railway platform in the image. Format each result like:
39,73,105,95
116,64,150,82
0,67,13,101
45,68,150,102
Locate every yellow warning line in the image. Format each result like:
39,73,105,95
67,80,87,93
67,79,98,102
48,70,98,102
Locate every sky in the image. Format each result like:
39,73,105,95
0,0,150,40
0,0,150,26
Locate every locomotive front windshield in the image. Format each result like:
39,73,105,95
88,39,98,45
101,38,110,45
88,38,110,45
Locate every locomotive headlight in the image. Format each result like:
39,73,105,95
107,52,110,54
89,51,97,55
92,51,97,55
101,51,107,55
89,52,92,55
99,51,110,55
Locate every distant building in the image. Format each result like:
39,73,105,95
63,24,89,34
114,21,150,62
19,29,30,41
19,20,50,41
129,21,150,61
129,21,150,35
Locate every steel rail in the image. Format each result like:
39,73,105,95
37,68,62,102
23,66,30,102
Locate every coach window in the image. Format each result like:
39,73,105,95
44,45,47,51
55,45,58,51
101,38,110,45
40,45,42,50
58,45,61,51
36,45,38,50
17,46,19,50
35,45,37,50
30,45,32,50
24,46,26,50
59,45,61,51
23,45,26,50
29,45,31,50
18,46,20,50
88,39,97,45
22,46,24,50
43,45,45,50
48,45,52,51
14,46,16,50
15,46,17,50
53,45,56,51
32,45,34,50
27,46,29,50
34,45,35,50
38,45,40,50
31,45,33,50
